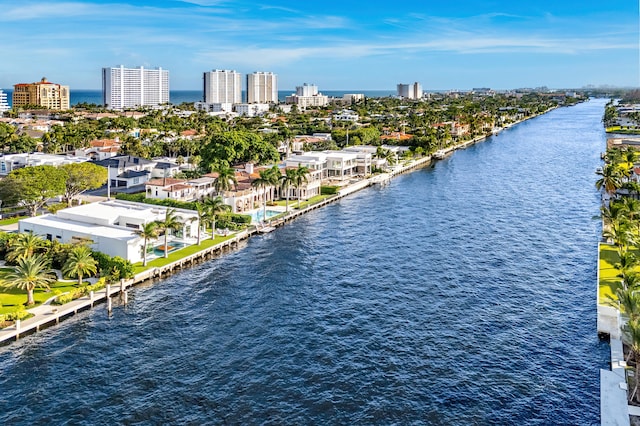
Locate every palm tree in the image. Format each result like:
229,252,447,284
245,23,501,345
6,232,45,264
625,318,640,402
2,254,55,306
603,218,633,252
293,166,310,208
384,149,397,167
62,245,98,286
251,170,272,222
157,209,182,258
267,165,282,200
212,164,238,194
204,196,230,239
600,201,627,226
596,164,622,199
193,202,207,245
280,168,297,213
136,222,159,265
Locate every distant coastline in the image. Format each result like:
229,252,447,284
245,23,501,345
1,89,396,107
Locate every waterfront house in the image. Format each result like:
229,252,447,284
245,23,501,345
0,152,89,176
94,155,156,188
145,178,195,202
18,200,199,264
75,138,121,161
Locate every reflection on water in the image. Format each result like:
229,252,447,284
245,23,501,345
0,100,609,425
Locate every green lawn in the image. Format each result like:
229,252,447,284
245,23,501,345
133,234,236,274
606,126,640,134
599,243,628,305
272,195,332,210
0,277,80,314
0,216,25,226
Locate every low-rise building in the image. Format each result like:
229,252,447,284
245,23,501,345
19,200,199,264
94,155,156,188
0,152,89,176
235,103,270,117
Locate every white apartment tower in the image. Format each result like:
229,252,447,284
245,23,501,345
296,83,319,97
285,83,328,109
247,72,278,104
0,89,9,113
203,70,242,104
397,82,422,100
102,66,169,109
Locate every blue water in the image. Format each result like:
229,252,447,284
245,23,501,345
1,89,395,107
0,99,609,424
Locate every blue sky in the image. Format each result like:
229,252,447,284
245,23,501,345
0,0,638,90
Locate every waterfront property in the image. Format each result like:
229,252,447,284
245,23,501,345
0,152,89,176
18,200,199,264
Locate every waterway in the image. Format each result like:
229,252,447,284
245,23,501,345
0,99,610,424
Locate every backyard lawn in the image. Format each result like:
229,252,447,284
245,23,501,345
599,243,625,305
273,195,331,210
0,267,80,315
133,234,236,274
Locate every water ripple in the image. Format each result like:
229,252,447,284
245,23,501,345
0,100,610,425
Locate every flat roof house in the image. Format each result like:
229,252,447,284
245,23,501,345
19,200,199,264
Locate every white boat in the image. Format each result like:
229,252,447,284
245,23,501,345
434,150,447,160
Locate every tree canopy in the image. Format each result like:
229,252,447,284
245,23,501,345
60,162,108,207
0,165,66,216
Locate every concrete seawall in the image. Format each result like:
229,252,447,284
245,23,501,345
0,114,538,345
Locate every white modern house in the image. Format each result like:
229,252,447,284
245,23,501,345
0,153,89,176
19,200,199,264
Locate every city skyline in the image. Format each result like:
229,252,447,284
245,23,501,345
1,0,638,91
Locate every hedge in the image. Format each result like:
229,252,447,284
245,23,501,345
115,193,198,211
321,186,339,195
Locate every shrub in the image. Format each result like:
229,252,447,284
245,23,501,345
216,213,251,230
115,193,145,202
321,186,339,195
85,278,106,293
92,252,135,280
5,309,31,321
115,193,197,211
54,293,75,305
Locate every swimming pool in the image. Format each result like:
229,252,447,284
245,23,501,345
250,209,280,223
152,241,187,256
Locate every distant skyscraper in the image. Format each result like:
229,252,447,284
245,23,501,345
102,65,169,109
203,70,242,104
0,89,9,113
296,83,319,97
397,82,422,100
285,83,328,108
247,72,278,103
12,78,70,110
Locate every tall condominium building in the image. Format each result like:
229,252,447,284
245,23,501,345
203,70,242,104
0,89,9,113
397,82,422,100
247,72,278,104
12,78,70,110
102,65,169,110
285,83,328,108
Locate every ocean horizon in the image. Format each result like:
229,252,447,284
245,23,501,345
1,89,396,107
